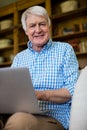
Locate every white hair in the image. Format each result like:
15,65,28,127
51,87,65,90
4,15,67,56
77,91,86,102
21,6,51,31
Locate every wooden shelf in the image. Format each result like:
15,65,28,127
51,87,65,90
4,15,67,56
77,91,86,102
76,52,87,55
53,30,87,41
52,7,87,21
0,27,14,34
0,61,12,67
0,45,13,51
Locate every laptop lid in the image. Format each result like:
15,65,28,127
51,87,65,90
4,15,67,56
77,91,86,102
0,67,43,114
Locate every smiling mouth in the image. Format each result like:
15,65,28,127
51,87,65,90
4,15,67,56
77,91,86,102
35,34,44,37
34,35,44,39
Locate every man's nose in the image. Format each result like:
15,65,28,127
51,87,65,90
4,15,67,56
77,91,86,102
35,24,41,32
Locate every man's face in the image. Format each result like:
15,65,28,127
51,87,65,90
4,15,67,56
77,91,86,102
25,14,50,51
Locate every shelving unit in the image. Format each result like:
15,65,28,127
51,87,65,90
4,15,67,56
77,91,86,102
0,0,87,69
0,3,16,67
51,0,87,69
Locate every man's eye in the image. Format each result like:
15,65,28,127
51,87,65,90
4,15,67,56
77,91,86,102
30,26,34,28
29,24,35,28
40,23,46,26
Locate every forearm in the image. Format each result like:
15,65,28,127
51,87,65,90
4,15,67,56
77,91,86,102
35,88,71,104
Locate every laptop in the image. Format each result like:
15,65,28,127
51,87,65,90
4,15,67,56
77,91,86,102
0,67,46,114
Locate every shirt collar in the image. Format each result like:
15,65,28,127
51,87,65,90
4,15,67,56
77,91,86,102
27,39,52,53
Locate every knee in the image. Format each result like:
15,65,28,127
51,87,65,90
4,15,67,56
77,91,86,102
5,112,39,129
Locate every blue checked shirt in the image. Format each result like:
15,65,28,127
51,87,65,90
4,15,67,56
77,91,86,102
11,39,79,129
